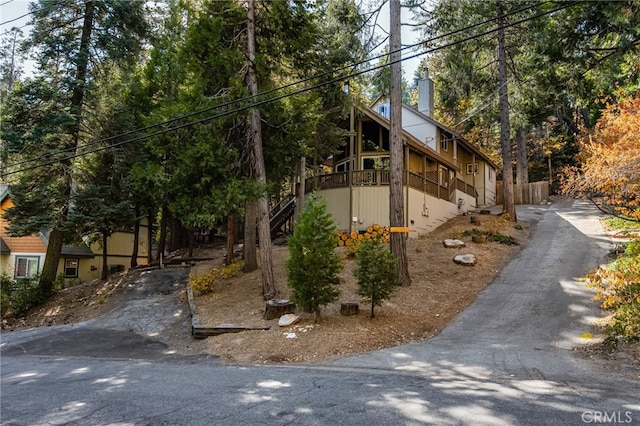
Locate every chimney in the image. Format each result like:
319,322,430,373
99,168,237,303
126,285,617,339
418,68,434,117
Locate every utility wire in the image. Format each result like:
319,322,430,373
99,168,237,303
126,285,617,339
3,1,575,176
5,0,550,172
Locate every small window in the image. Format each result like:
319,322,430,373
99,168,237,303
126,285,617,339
15,256,39,279
377,103,390,119
489,167,494,181
466,163,479,175
440,132,453,152
64,258,79,278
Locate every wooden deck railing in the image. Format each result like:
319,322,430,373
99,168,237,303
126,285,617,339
305,170,477,202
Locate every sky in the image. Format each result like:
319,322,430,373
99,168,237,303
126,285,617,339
0,0,423,81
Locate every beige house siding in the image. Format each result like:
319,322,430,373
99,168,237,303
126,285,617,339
406,187,459,237
89,227,150,275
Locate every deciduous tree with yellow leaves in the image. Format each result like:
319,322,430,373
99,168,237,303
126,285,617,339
562,92,640,221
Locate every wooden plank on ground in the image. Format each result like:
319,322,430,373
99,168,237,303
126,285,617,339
192,324,271,339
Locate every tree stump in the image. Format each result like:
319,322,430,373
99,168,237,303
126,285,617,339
263,299,296,320
472,234,487,243
340,302,359,316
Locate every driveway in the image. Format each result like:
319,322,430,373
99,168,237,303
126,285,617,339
0,268,211,361
327,198,625,381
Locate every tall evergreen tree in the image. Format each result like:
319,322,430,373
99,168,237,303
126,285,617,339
3,0,147,294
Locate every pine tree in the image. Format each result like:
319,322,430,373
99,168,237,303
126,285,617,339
354,238,398,318
285,196,342,321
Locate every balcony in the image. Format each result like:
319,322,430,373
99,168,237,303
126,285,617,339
304,170,476,202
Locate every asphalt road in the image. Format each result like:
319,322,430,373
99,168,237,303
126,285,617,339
1,199,639,425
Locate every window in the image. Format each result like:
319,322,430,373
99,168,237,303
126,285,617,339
377,103,390,119
440,132,452,152
15,256,39,279
336,161,350,173
363,156,390,170
64,258,79,278
466,162,479,175
489,167,494,181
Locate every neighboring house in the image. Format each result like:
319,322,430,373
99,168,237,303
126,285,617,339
305,71,497,238
0,185,149,283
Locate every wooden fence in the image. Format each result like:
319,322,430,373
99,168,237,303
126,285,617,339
496,181,550,205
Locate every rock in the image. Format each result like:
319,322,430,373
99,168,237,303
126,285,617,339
285,332,297,339
453,254,477,266
278,313,300,327
480,209,492,215
443,239,466,248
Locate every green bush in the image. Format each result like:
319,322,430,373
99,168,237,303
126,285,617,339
587,238,640,343
10,276,47,318
0,273,50,318
286,196,342,320
353,238,398,318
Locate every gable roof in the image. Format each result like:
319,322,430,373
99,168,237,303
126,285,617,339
359,106,459,170
403,104,497,168
367,98,497,169
0,237,10,254
2,189,95,259
0,184,9,202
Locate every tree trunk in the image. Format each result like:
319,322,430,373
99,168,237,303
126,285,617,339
497,1,517,222
243,199,258,272
147,213,154,263
294,155,306,225
389,0,411,286
39,1,96,295
101,231,108,280
170,216,182,252
158,204,168,264
247,0,277,300
188,228,194,257
516,127,529,185
131,207,140,268
226,214,235,265
39,230,63,296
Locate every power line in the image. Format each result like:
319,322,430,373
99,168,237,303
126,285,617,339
3,1,575,176
0,11,30,26
6,0,549,171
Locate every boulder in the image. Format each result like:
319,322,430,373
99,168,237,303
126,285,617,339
453,254,477,266
278,314,300,327
443,239,466,248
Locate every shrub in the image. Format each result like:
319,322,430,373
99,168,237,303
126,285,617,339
10,276,47,318
354,238,398,318
286,196,342,320
189,261,242,296
587,239,640,343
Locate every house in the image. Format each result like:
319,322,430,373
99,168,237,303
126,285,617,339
0,185,149,283
305,71,497,238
